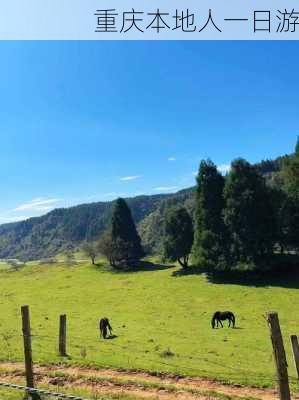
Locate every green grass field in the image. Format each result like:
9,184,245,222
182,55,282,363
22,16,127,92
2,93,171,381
0,259,298,391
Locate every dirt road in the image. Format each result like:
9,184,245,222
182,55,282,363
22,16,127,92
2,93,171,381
0,362,294,400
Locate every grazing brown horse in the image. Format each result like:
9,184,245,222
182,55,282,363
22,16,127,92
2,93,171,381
211,311,235,328
99,317,113,339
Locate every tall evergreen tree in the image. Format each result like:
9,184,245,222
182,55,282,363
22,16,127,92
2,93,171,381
269,187,293,255
284,137,299,201
163,207,194,268
193,160,226,268
223,159,275,268
282,138,299,252
110,198,144,265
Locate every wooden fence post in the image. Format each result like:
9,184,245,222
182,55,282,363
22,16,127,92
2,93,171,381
267,312,291,400
59,314,67,356
21,305,34,389
21,305,40,400
290,335,299,380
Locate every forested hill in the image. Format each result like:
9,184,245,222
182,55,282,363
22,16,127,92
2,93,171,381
0,190,194,261
0,154,290,261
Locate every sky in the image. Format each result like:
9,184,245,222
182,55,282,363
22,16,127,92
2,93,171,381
0,41,298,224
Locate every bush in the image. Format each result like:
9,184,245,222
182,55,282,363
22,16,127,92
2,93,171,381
7,259,26,271
64,251,76,266
39,258,56,265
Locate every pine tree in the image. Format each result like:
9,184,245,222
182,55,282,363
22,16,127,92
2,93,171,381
282,138,299,252
163,207,194,268
284,137,299,201
193,160,226,268
223,159,275,268
110,198,144,266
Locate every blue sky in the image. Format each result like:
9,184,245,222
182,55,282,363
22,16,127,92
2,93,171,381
0,41,298,223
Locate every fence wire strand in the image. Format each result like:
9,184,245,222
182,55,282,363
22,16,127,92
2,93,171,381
1,313,299,392
0,381,90,400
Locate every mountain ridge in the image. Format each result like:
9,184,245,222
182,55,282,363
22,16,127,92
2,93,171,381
0,153,290,261
0,188,194,260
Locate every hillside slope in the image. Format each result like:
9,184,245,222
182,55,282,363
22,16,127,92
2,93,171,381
0,190,193,260
0,153,290,261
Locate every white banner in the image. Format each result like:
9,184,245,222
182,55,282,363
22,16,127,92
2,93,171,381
0,0,298,39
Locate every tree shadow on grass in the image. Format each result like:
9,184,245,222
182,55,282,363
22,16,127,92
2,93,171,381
172,266,203,277
135,260,175,272
206,267,299,289
111,260,176,273
171,259,299,289
93,261,107,268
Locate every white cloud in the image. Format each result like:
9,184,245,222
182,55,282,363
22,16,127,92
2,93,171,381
102,192,119,198
120,175,142,182
217,164,231,175
101,192,128,200
0,215,31,223
35,206,55,212
85,195,98,201
0,197,64,226
153,186,178,192
168,157,176,161
14,197,63,212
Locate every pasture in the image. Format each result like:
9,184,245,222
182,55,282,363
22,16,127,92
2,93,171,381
0,259,298,391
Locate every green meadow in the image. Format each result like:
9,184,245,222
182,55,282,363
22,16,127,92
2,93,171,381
0,260,298,390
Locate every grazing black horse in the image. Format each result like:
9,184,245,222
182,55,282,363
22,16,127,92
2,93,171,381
99,317,113,339
211,311,235,329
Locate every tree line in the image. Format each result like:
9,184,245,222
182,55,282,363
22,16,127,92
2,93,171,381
83,138,299,272
194,138,299,271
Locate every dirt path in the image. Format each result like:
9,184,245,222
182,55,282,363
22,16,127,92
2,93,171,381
0,362,294,400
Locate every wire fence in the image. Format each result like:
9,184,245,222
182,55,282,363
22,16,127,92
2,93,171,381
0,328,284,381
0,381,89,400
0,311,299,400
